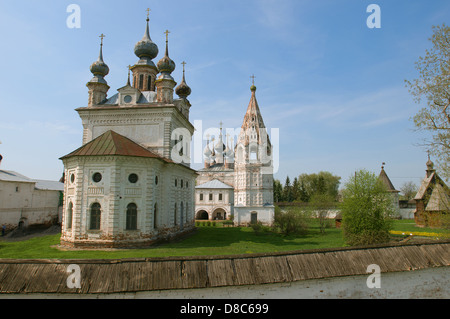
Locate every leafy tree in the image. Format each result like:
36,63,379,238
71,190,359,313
341,169,395,246
400,181,419,201
273,206,308,236
298,171,341,201
405,24,450,180
309,193,335,234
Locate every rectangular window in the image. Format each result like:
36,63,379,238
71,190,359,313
200,193,203,201
209,193,213,201
219,193,223,201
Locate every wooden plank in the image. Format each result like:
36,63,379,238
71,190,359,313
180,260,208,289
207,259,236,287
254,256,292,284
151,261,182,290
233,258,259,285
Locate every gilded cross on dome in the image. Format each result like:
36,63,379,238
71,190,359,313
250,74,256,86
146,8,151,19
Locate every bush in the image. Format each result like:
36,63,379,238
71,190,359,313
250,221,271,235
273,207,308,236
341,169,395,246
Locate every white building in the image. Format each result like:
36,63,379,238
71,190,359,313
0,169,63,230
195,179,234,221
60,14,197,248
195,84,275,226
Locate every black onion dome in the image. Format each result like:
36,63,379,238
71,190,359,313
175,77,191,98
175,62,191,98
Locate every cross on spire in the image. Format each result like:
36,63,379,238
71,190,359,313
164,29,170,41
146,8,151,19
99,33,105,46
250,74,256,86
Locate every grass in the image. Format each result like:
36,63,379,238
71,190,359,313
0,222,345,260
0,219,447,260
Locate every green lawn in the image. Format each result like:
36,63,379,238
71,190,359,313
0,219,446,260
0,223,345,260
390,219,448,234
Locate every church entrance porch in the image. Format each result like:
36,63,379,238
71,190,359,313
212,208,227,220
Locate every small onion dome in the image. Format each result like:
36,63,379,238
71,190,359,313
175,61,191,98
203,142,211,157
214,140,226,153
250,84,256,92
157,31,175,74
157,55,175,73
134,18,159,60
90,41,109,77
175,78,191,98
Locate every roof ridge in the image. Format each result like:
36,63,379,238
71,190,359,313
60,130,169,161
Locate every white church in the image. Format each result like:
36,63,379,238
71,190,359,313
59,11,274,248
195,84,275,226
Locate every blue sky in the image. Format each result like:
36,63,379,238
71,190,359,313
0,0,449,191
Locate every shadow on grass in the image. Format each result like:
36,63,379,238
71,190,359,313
164,226,338,250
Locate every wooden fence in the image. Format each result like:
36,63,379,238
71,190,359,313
0,241,448,294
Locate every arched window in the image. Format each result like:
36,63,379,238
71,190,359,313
180,202,184,225
139,74,144,90
67,202,73,229
153,203,158,229
90,203,101,230
174,203,178,226
147,75,152,91
126,203,138,230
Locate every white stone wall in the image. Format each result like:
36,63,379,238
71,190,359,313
0,180,61,228
234,205,274,226
78,106,194,162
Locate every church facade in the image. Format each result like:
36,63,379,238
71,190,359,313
60,14,197,248
195,84,275,226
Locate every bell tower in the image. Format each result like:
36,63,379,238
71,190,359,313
233,78,274,225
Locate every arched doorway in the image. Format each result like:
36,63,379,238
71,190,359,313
196,210,209,220
212,208,227,220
